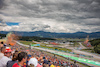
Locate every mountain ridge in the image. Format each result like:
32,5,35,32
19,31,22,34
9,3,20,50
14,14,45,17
0,31,100,38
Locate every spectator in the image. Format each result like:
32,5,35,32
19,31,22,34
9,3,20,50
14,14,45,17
4,47,12,58
50,62,55,67
0,47,11,67
0,42,3,48
26,54,32,67
28,57,38,67
37,63,42,67
29,64,34,67
12,52,27,67
1,41,4,45
43,59,49,67
7,52,18,67
0,43,4,59
62,61,67,66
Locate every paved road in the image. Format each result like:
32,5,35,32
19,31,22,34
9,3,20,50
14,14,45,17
79,42,87,49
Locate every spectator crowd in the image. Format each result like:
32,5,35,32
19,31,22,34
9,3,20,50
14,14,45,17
0,41,79,67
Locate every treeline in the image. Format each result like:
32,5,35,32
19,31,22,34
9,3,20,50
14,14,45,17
0,33,55,41
0,33,6,38
90,38,100,54
19,36,56,41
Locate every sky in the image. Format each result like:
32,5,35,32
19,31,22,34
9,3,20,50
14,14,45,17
0,0,100,33
6,22,19,26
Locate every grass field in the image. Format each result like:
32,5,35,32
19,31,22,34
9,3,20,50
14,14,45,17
20,40,72,52
70,42,80,47
20,41,36,45
66,38,85,42
40,45,72,52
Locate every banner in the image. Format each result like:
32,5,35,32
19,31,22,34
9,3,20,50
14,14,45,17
31,44,40,46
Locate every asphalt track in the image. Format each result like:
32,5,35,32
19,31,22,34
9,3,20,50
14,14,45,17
54,53,100,66
17,41,100,66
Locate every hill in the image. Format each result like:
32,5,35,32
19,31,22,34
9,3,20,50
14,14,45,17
0,32,55,41
90,39,100,54
0,31,100,38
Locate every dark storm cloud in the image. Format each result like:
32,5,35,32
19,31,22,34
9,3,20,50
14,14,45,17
74,0,100,17
16,0,100,23
0,18,3,21
0,0,5,9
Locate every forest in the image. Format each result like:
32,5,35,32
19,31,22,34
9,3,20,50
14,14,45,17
90,38,100,54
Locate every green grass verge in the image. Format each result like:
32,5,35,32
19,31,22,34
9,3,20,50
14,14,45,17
39,45,72,52
20,41,36,45
81,49,95,53
70,42,80,47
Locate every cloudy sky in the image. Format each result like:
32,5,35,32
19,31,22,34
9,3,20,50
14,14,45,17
0,0,100,33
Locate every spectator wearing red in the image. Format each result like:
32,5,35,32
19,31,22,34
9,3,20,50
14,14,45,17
0,42,4,59
13,52,27,67
4,47,12,58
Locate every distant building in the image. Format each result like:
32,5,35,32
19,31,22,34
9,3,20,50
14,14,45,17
50,42,59,45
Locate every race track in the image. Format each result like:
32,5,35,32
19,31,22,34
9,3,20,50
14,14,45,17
17,41,100,67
